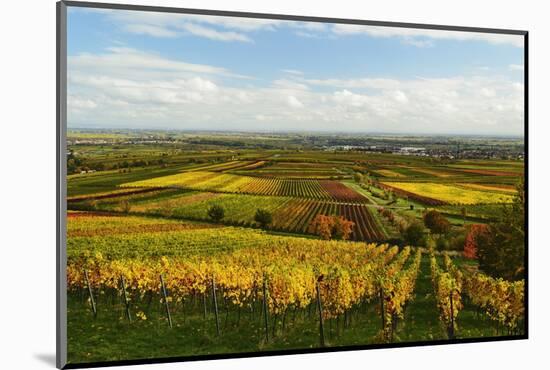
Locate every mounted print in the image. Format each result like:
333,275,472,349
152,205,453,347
56,1,528,368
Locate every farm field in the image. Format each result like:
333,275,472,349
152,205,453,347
380,182,515,205
70,190,383,241
66,130,525,364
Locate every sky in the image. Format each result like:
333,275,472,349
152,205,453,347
67,7,525,136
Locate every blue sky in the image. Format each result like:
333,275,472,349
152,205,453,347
67,7,525,135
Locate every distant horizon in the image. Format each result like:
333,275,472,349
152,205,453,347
67,7,525,136
67,126,524,139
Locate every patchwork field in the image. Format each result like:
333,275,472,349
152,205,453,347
121,171,368,202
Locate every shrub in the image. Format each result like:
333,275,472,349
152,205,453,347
436,237,449,251
423,210,451,235
254,209,273,228
207,204,225,223
403,222,425,246
381,209,395,223
448,232,466,251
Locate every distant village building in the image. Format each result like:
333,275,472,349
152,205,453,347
398,147,427,155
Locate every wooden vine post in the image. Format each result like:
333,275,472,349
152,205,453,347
203,291,207,319
84,269,97,317
379,288,385,330
449,289,455,339
120,275,131,322
211,277,220,336
262,278,269,343
316,280,325,347
159,274,173,328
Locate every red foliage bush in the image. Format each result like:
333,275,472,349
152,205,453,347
463,224,490,259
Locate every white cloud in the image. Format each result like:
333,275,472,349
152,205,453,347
68,96,97,109
179,14,283,32
68,47,524,135
401,38,434,48
69,47,249,79
293,22,327,32
90,10,258,43
481,88,496,97
333,89,370,107
509,64,524,71
77,8,524,48
281,69,304,75
273,79,309,91
176,23,253,43
123,23,179,38
331,24,524,48
303,77,401,89
287,95,304,108
392,90,409,103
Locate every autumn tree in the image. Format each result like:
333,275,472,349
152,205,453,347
308,215,334,240
423,210,451,236
308,215,355,240
463,224,490,259
333,216,355,240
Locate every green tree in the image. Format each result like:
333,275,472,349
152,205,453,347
254,209,273,228
207,204,225,223
403,222,425,246
477,178,525,280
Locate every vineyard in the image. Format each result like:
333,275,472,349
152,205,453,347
380,182,515,205
121,171,368,202
69,190,384,242
271,200,385,241
430,254,524,337
67,212,419,349
66,213,524,362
